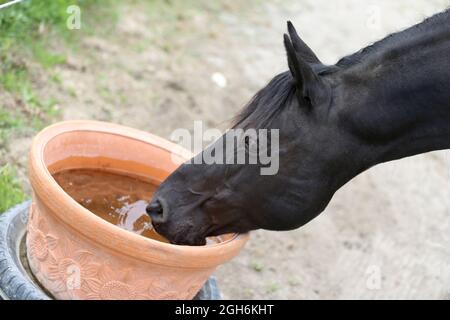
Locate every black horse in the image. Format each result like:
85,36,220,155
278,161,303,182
147,10,450,245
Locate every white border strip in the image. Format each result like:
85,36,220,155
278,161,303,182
0,0,25,10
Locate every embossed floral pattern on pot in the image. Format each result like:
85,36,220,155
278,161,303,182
27,218,57,262
47,245,100,294
83,264,150,300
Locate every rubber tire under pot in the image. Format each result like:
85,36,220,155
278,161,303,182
0,201,221,300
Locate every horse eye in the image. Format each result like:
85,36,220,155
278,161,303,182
303,96,311,104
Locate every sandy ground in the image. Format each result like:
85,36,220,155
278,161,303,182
6,0,450,299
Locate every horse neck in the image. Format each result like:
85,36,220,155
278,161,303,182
339,29,450,167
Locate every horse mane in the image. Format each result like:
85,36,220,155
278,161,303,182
232,71,295,129
233,9,449,129
337,8,450,68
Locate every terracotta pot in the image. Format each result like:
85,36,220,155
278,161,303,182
27,120,249,300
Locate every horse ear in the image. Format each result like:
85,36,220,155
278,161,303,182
284,22,328,106
286,21,321,64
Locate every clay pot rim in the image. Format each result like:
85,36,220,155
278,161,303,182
29,120,249,268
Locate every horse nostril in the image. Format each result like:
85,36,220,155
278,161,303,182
146,201,162,214
146,199,166,224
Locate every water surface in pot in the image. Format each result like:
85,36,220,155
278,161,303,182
53,169,171,242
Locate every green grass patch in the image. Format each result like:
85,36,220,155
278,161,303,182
0,106,25,144
0,0,117,143
266,282,280,294
32,43,67,68
0,60,28,93
0,107,23,129
0,0,110,78
249,260,264,272
0,165,26,213
0,0,83,41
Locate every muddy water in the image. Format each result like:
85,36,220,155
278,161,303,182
52,169,170,243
